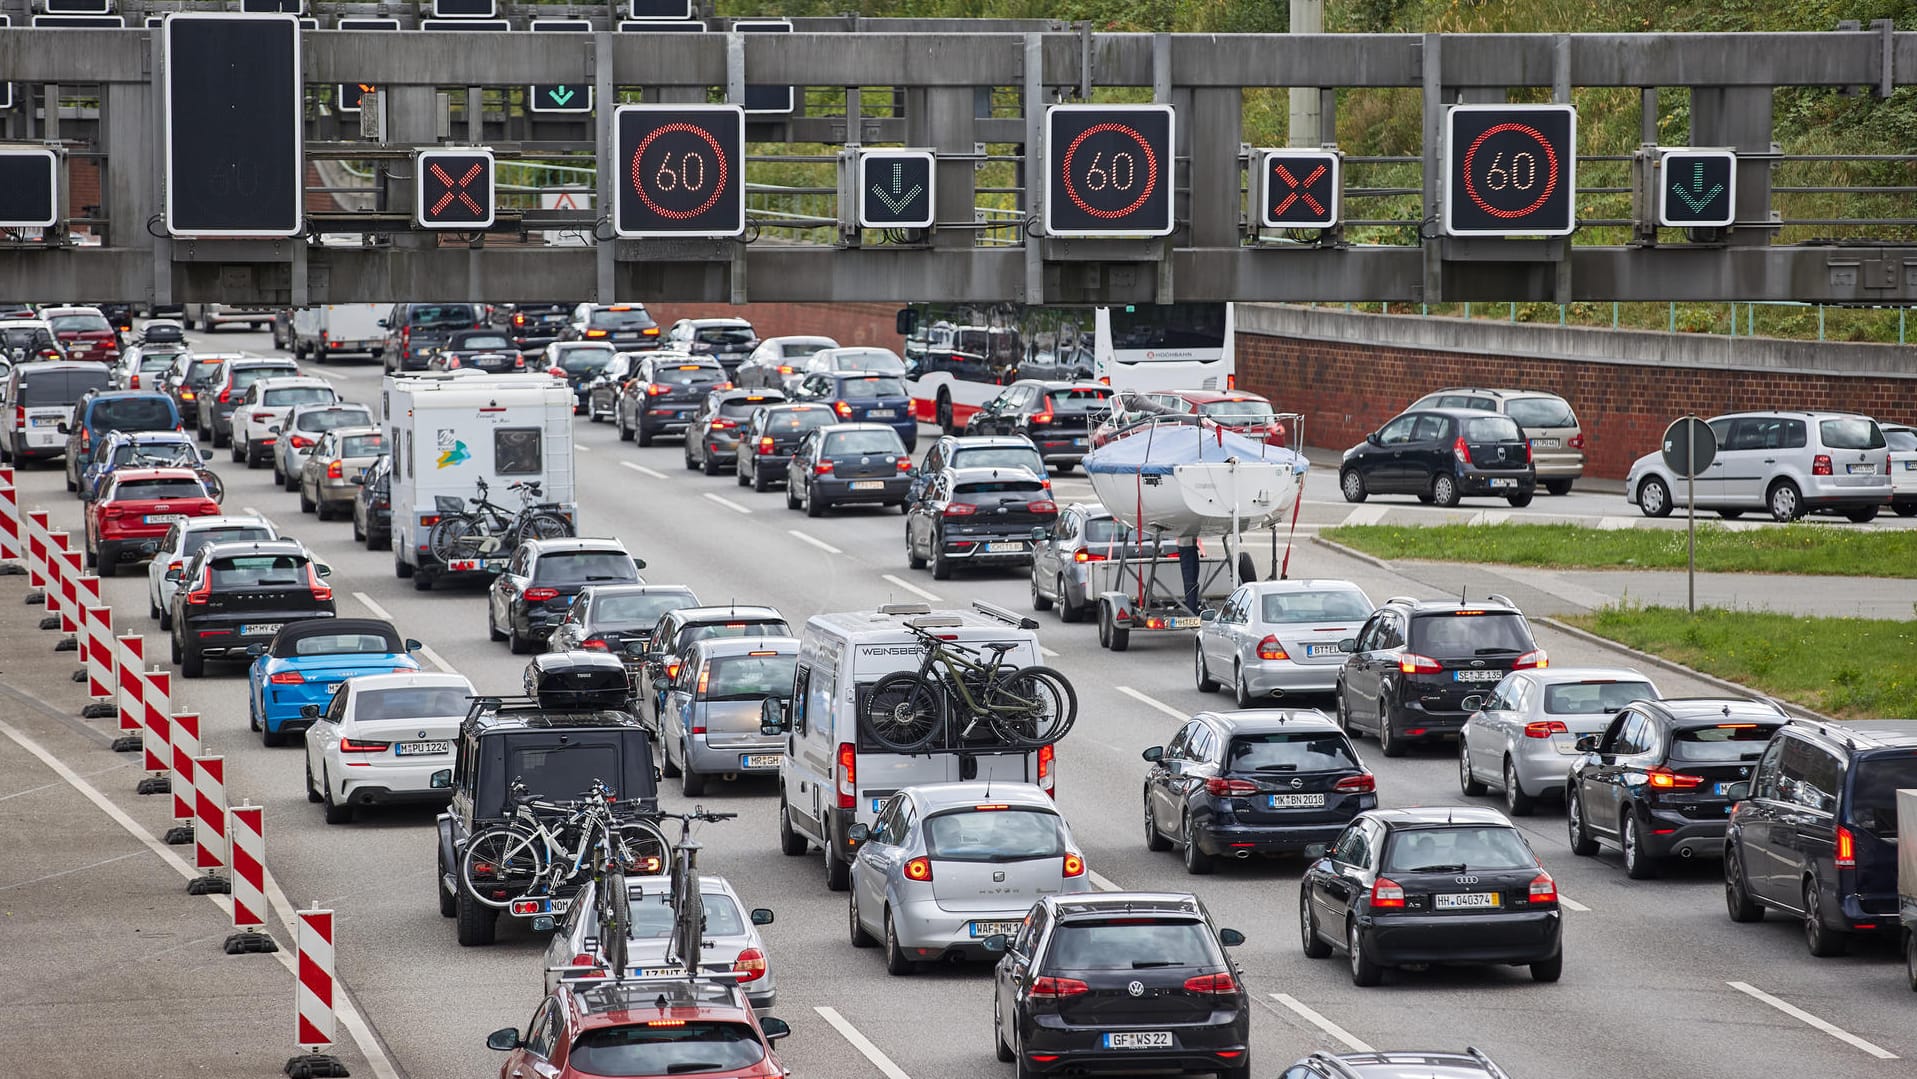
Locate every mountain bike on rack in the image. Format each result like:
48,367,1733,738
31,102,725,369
427,477,572,566
860,621,1077,752
458,779,670,914
655,807,738,976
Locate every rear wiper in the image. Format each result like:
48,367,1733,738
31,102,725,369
1474,647,1520,655
1403,863,1468,873
582,575,630,582
1131,960,1180,969
1251,764,1298,772
665,1065,727,1075
253,578,299,586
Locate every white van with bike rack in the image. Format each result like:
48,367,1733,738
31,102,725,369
765,600,1063,892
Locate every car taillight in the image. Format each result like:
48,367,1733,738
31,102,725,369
1646,766,1704,789
1183,972,1237,995
523,587,560,602
1225,373,1236,390
757,437,776,455
327,460,343,479
814,461,834,475
166,560,183,577
289,434,315,449
836,742,856,809
585,328,609,338
1513,649,1548,670
645,383,669,396
903,856,933,881
776,364,795,375
250,410,273,422
514,356,525,369
642,326,660,336
1031,412,1053,425
943,502,977,516
1452,435,1471,464
581,638,610,651
1029,976,1090,998
420,515,440,528
1398,653,1442,674
1204,777,1258,797
12,407,24,430
268,671,305,684
567,953,608,978
731,947,766,983
130,374,140,389
1370,877,1406,909
896,457,913,472
339,738,390,752
833,401,853,419
710,418,736,430
307,563,332,603
664,661,681,681
1813,454,1833,476
1523,720,1569,738
186,570,211,605
1073,549,1105,563
1333,773,1376,794
1038,743,1054,793
1026,499,1058,514
1568,433,1586,449
1835,826,1856,868
1524,439,1534,462
1255,635,1288,661
1528,873,1558,905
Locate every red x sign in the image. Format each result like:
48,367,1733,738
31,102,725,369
1260,150,1340,229
415,148,495,229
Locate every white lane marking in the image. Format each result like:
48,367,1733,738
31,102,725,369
1268,993,1373,1053
353,592,393,622
702,492,752,515
415,644,455,674
1115,685,1186,721
620,461,668,480
1557,892,1591,913
1040,645,1059,658
240,505,279,529
574,443,592,453
814,1006,913,1079
1340,504,1389,526
879,573,942,604
1087,870,1119,892
1727,981,1897,1059
0,719,402,1079
788,529,843,555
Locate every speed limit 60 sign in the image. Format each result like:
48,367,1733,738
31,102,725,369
613,104,745,239
1442,104,1577,237
1043,104,1175,238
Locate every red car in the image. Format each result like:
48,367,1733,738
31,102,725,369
1091,388,1292,448
84,467,221,578
42,306,123,364
488,978,790,1079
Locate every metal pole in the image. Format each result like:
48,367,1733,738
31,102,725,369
1686,449,1696,614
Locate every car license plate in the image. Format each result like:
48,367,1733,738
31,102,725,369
240,623,283,636
1104,1032,1172,1050
970,920,1022,937
639,967,686,978
986,541,1024,553
1906,461,1917,471
1072,438,1087,446
144,514,186,525
851,480,885,490
871,798,887,814
1848,463,1877,475
1304,643,1340,657
741,753,781,768
1435,892,1502,910
395,741,451,756
1713,782,1734,795
30,415,58,427
1489,477,1517,488
1454,669,1503,682
867,409,896,419
1532,438,1561,448
1172,616,1200,629
1268,793,1326,808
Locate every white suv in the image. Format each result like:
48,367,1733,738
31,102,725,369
1625,410,1892,523
231,376,340,468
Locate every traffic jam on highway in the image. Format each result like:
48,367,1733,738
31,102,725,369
2,299,1914,1079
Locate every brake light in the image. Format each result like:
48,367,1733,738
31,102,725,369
186,569,211,605
581,638,610,651
836,742,856,809
1028,977,1089,998
11,407,23,430
513,356,525,368
218,387,232,404
1524,439,1534,463
1835,826,1856,869
130,374,140,389
512,313,527,327
943,502,977,516
1523,720,1569,738
833,401,853,419
1204,777,1258,797
903,856,933,881
1453,435,1472,464
566,953,607,978
645,383,669,396
1226,373,1236,390
1370,877,1406,909
1332,773,1376,794
776,365,795,375
814,461,834,475
710,418,736,430
1646,766,1704,789
731,947,767,983
757,437,776,454
1183,972,1237,995
1398,653,1443,674
289,434,316,449
1038,743,1054,793
339,738,390,753
1528,873,1558,905
642,326,660,336
326,460,343,479
420,515,440,528
1568,433,1586,450
1813,454,1833,476
897,457,914,472
1515,649,1551,670
1073,549,1105,563
523,587,560,603
1255,635,1288,661
584,329,609,338
307,563,332,603
1031,412,1053,425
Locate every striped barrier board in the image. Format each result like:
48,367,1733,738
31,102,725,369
0,465,19,561
115,635,144,738
169,712,199,826
192,753,226,874
141,668,172,777
25,507,49,596
229,805,267,930
296,908,336,1050
47,533,75,631
83,604,113,700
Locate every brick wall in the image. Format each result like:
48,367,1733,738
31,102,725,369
661,302,905,350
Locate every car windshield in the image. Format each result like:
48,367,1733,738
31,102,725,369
263,386,336,407
950,447,1044,474
1669,721,1784,762
49,314,111,334
701,654,796,702
353,686,472,721
1259,590,1373,624
1505,396,1577,428
654,364,722,386
925,807,1066,861
1227,732,1360,772
90,397,176,432
1884,428,1917,452
626,889,746,939
559,350,615,374
1045,919,1216,970
680,620,789,649
829,349,905,374
506,741,619,801
454,334,512,350
1848,753,1917,836
1382,826,1536,873
296,408,374,432
1820,417,1886,450
1048,388,1112,412
766,409,833,434
341,435,384,457
1200,399,1274,423
18,368,110,406
409,304,476,327
139,354,178,372
694,326,755,347
589,308,652,328
209,554,308,588
1465,416,1525,442
568,1021,765,1078
1408,612,1533,655
533,551,637,585
113,478,206,500
184,360,223,385
283,631,402,657
823,430,903,455
116,442,199,468
836,376,905,400
183,526,271,557
594,592,697,627
1541,680,1656,715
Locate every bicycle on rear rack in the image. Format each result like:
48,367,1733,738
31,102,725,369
427,477,572,566
860,621,1077,752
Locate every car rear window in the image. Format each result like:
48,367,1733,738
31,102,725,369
595,591,698,626
679,620,790,649
957,480,1046,499
139,354,178,372
0,327,54,349
700,653,796,701
209,553,309,587
263,386,336,407
454,333,513,350
1081,517,1133,544
823,430,904,455
588,307,653,328
113,441,200,468
1541,681,1656,715
1848,753,1917,836
353,686,472,721
654,364,721,386
507,741,619,801
837,376,905,399
1820,417,1886,450
828,349,905,374
1382,826,1536,873
113,478,207,500
296,408,374,432
568,1021,766,1077
949,447,1046,474
1505,396,1577,428
925,807,1065,861
766,408,833,434
183,526,271,557
1226,732,1359,772
17,368,110,406
1049,388,1113,412
1045,919,1216,970
626,889,746,938
558,349,615,374
1465,416,1525,442
1200,399,1275,423
1884,429,1917,452
533,551,638,585
719,397,776,419
408,304,476,327
230,365,297,391
50,313,111,334
1408,611,1533,654
694,326,755,346
780,341,831,358
280,630,401,657
1259,589,1373,624
184,360,223,385
90,397,177,432
1670,721,1784,762
341,435,384,457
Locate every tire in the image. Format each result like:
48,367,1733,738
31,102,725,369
1100,606,1130,652
1725,847,1765,923
936,393,953,434
929,547,952,580
1895,504,1917,518
1194,642,1219,693
1803,881,1848,957
1348,920,1383,987
1300,889,1332,959
784,477,801,511
1335,686,1353,733
299,487,316,514
636,427,653,447
849,888,876,948
507,620,533,655
1530,952,1564,983
1431,472,1461,507
616,410,634,442
906,528,927,570
1233,664,1255,709
1504,758,1537,816
1507,492,1534,508
883,909,916,975
1143,794,1171,852
1566,790,1599,856
1844,505,1879,523
322,770,354,825
994,998,1015,1063
736,466,749,487
1767,480,1804,523
1458,739,1487,796
180,645,204,679
261,714,286,747
751,466,770,494
805,488,827,518
989,666,1077,745
1031,574,1053,612
601,865,631,978
1378,701,1405,758
159,604,173,632
437,849,458,918
461,827,543,910
213,426,230,449
455,886,499,947
1718,509,1744,520
395,555,415,579
1339,469,1367,503
1180,813,1214,875
824,840,850,892
1905,929,1917,991
1544,479,1574,496
1622,811,1661,879
778,801,808,856
683,447,699,472
229,440,244,463
701,450,720,477
305,763,322,804
316,501,334,522
246,445,265,469
861,672,944,752
97,545,117,578
428,516,479,565
1057,577,1085,623
487,605,506,642
352,514,365,542
1638,476,1673,518
679,753,707,797
520,512,573,541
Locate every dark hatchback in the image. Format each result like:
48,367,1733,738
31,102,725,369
905,466,1058,579
382,302,484,374
63,390,184,492
618,354,727,446
966,380,1112,469
668,318,759,375
793,371,918,452
1300,806,1563,986
786,423,913,517
636,605,790,725
487,539,646,655
548,583,702,697
736,403,836,492
988,892,1250,1079
494,302,575,354
1335,596,1545,757
433,329,525,373
1143,710,1376,875
197,358,300,446
685,388,785,475
352,454,393,550
568,303,661,350
1566,697,1787,878
169,540,336,679
1340,408,1537,508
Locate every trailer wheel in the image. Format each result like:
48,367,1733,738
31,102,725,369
1099,603,1130,652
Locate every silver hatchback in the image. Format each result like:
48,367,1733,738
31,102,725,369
1196,579,1376,707
1625,410,1893,523
1459,667,1659,815
541,873,778,1010
657,636,798,797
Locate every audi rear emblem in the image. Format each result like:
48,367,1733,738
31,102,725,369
1289,778,1304,789
1454,875,1480,885
1127,981,1145,997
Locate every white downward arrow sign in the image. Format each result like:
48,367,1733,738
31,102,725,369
871,183,923,214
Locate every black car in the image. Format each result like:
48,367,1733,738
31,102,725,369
1334,596,1545,757
196,357,300,447
97,302,137,338
352,454,394,550
432,329,526,373
1280,1050,1515,1079
382,302,484,374
564,303,661,350
584,351,640,422
663,317,758,375
685,388,785,475
786,423,912,517
1143,710,1376,875
168,539,336,679
732,403,835,493
493,302,575,354
1301,806,1562,986
137,319,187,346
548,583,701,699
1565,697,1788,879
1339,407,1537,508
546,342,619,414
988,892,1249,1079
636,604,789,725
905,465,1058,579
965,380,1112,469
487,538,646,655
616,354,728,446
1724,719,1917,956
168,354,225,426
522,651,634,711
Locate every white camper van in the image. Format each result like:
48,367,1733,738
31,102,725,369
384,372,577,589
289,304,386,361
770,601,1059,891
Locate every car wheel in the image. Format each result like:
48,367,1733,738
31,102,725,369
487,604,505,642
229,441,244,463
1031,574,1053,612
751,465,770,494
735,464,749,487
1506,492,1534,508
395,555,414,579
805,487,827,518
1057,577,1085,624
1566,790,1599,855
1348,920,1383,987
701,451,720,477
1638,476,1672,518
180,645,204,680
994,997,1015,1063
824,836,850,891
1340,468,1367,503
248,694,261,731
1622,810,1660,879
905,526,927,570
1299,888,1332,958
1180,812,1213,875
778,800,807,856
1530,951,1564,983
1803,881,1848,957
507,619,532,655
322,769,354,825
1544,479,1574,496
1431,472,1461,507
1725,847,1765,923
784,477,801,511
455,884,499,947
1504,757,1537,816
683,446,698,471
1718,509,1744,520
305,761,322,804
1193,641,1219,693
636,425,653,447
616,410,634,442
1233,664,1256,709
884,909,916,975
1895,503,1917,518
848,888,875,948
1768,480,1804,523
352,514,364,542
1335,686,1353,733
1143,793,1171,852
929,547,952,581
1458,739,1486,796
1844,505,1879,523
299,487,316,514
679,751,707,796
159,603,173,632
936,393,953,434
316,501,334,522
1378,702,1405,758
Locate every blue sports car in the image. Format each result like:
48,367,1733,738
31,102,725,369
80,430,216,502
247,618,422,744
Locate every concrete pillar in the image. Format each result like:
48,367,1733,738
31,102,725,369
1288,0,1322,146
1690,87,1773,246
907,87,974,253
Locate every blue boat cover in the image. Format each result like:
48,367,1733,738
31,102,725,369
1082,424,1306,477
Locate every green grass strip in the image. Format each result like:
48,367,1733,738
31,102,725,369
1323,522,1917,578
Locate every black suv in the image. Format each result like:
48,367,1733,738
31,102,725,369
904,465,1058,579
168,539,336,679
382,302,484,373
1334,596,1544,757
486,538,646,655
1339,407,1536,508
987,892,1249,1079
1565,697,1787,879
616,353,727,446
1143,710,1376,875
1724,719,1917,956
435,698,659,946
1300,806,1562,986
1279,1050,1515,1079
736,403,836,492
493,302,575,355
964,379,1112,469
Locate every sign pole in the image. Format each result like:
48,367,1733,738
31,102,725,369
1660,413,1716,618
1687,452,1696,613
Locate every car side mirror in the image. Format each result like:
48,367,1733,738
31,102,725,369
1218,928,1246,948
377,319,390,329
1337,638,1357,653
1141,746,1164,762
57,422,69,434
980,933,1008,954
1574,734,1599,753
1366,431,1381,445
245,643,268,656
316,564,333,578
80,487,96,502
1303,842,1329,860
846,823,870,843
632,557,647,570
352,475,366,485
1725,781,1751,802
300,704,322,720
759,697,789,736
1199,609,1218,622
758,1017,791,1043
1028,526,1048,542
485,1028,522,1052
165,568,183,582
751,907,775,926
269,424,282,434
404,638,422,652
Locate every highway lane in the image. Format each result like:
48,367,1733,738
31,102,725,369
9,327,1909,1079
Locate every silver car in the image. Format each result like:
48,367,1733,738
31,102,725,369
541,873,777,1010
1196,579,1376,707
847,781,1091,975
1624,410,1892,523
1029,502,1170,623
1458,667,1659,815
658,636,797,797
272,402,377,490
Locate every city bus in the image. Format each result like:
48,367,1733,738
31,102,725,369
895,302,1235,431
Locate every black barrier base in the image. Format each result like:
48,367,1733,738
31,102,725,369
54,636,77,651
223,930,280,955
37,615,60,630
163,824,194,845
285,1054,351,1079
186,874,231,895
109,734,142,752
136,775,171,796
0,563,26,575
83,702,117,718
71,668,87,681
24,590,43,604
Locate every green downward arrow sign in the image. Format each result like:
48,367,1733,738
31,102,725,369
547,85,576,106
1671,160,1724,213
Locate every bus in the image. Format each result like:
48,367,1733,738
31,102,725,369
896,302,1235,431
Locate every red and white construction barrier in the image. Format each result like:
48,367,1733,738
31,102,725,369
23,506,50,600
0,466,21,564
135,669,173,795
109,633,145,752
60,567,98,665
187,752,230,895
81,603,114,705
45,532,74,631
223,804,279,954
296,908,336,1048
164,712,199,845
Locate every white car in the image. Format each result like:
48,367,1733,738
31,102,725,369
147,514,278,627
1884,423,1917,517
1196,578,1377,707
302,671,475,824
1458,667,1659,815
231,376,339,468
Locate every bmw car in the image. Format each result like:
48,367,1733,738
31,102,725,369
247,618,421,746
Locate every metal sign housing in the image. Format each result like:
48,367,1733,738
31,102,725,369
0,148,60,229
528,20,595,115
162,12,303,238
1258,148,1341,229
415,148,496,230
613,104,746,239
334,17,401,115
736,19,794,116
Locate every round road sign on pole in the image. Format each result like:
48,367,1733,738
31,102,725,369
1661,416,1716,477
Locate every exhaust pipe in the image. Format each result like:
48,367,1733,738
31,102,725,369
1233,849,1251,859
1678,846,1695,859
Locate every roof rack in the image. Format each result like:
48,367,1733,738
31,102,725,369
1305,1052,1367,1079
1381,595,1419,607
1485,593,1517,609
972,599,1040,630
906,614,964,628
878,602,932,616
1464,1046,1511,1079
